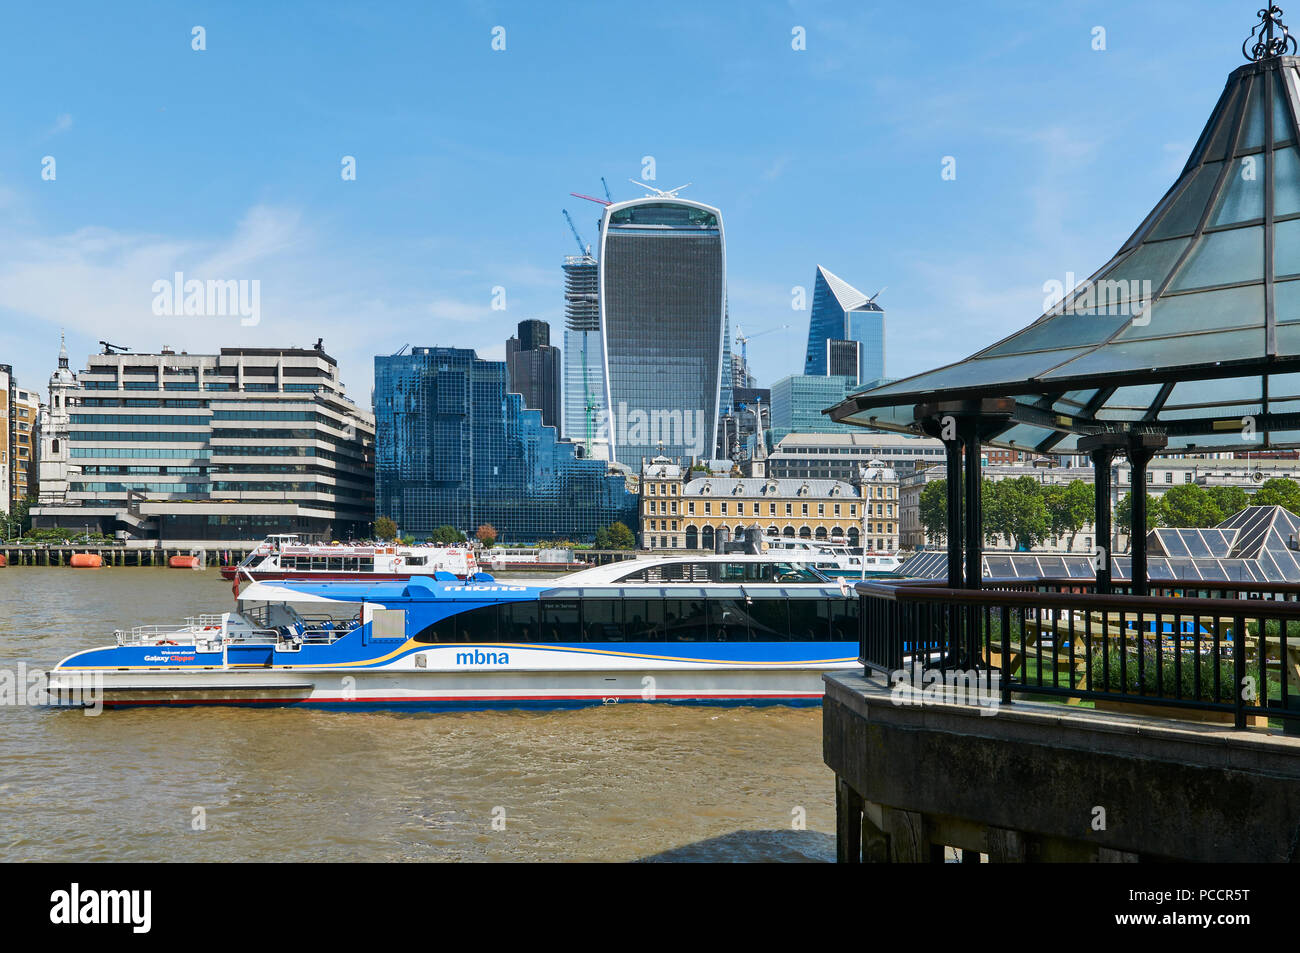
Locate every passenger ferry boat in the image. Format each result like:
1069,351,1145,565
219,535,479,586
46,554,860,711
760,536,901,577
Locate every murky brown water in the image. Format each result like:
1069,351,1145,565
0,567,835,861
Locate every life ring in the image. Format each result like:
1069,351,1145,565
393,556,404,567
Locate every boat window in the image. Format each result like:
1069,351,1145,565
830,597,859,640
773,562,831,583
328,557,343,572
662,598,710,641
622,599,664,640
788,596,830,641
747,594,790,641
415,591,858,646
717,562,772,583
370,608,406,639
458,604,499,642
499,600,540,642
360,557,374,571
540,599,580,642
708,599,749,641
414,604,491,643
583,598,623,642
407,556,427,566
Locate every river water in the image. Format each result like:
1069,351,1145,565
0,568,835,862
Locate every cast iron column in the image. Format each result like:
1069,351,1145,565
1091,448,1115,593
962,423,983,592
943,437,964,589
1078,432,1127,595
1125,432,1167,597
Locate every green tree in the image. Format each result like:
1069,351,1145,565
985,476,1049,550
918,479,949,544
1250,477,1300,515
1116,491,1168,546
596,521,635,550
1206,485,1248,519
1160,484,1222,528
430,525,467,544
373,516,398,541
2,495,36,538
1059,480,1095,548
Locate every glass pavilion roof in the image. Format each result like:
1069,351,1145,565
896,505,1300,583
829,43,1300,454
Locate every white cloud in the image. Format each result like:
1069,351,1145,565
42,113,73,138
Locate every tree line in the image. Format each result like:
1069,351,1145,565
369,516,636,549
918,476,1300,550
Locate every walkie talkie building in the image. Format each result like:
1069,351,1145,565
599,197,726,468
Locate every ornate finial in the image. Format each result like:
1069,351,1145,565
1244,5,1297,61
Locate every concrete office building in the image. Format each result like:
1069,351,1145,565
30,344,374,541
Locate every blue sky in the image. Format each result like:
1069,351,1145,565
0,0,1264,408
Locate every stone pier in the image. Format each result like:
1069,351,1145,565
824,671,1300,863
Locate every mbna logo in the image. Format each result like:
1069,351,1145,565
455,649,510,666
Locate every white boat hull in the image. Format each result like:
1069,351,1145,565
47,662,854,710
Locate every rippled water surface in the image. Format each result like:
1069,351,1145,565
0,567,834,861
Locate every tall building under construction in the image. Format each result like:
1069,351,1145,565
561,251,606,451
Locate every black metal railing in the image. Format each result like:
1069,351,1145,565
858,577,1300,728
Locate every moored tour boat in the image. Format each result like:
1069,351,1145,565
219,535,480,588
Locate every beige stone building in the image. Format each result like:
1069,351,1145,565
0,364,40,514
639,454,899,551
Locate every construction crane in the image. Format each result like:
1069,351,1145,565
570,191,610,206
562,209,591,257
733,323,789,385
601,177,612,203
99,341,130,354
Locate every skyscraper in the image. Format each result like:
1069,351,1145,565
804,265,885,385
561,251,605,451
599,196,726,468
505,319,561,430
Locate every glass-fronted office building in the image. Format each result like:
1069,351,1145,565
804,265,885,385
600,198,726,468
769,373,862,444
375,347,637,542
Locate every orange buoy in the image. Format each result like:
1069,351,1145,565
69,553,103,568
169,555,200,569
0,554,6,568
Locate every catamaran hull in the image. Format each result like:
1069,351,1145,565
45,665,850,711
